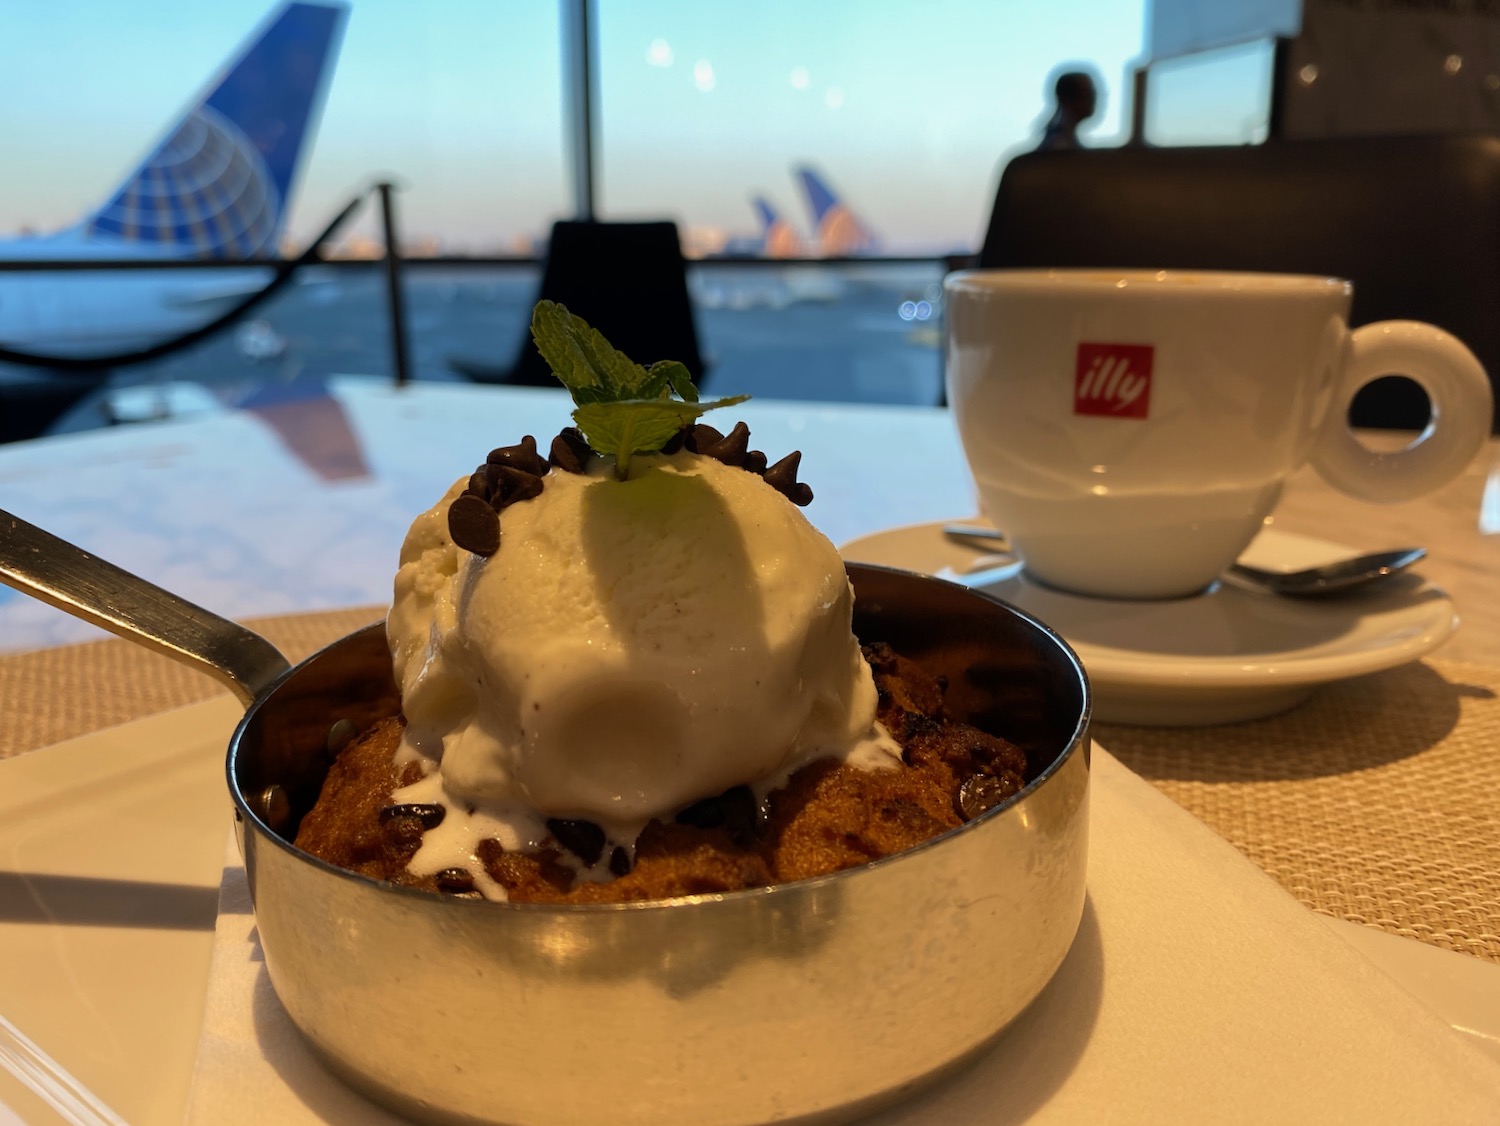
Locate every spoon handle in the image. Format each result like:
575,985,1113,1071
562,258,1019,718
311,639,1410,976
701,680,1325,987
0,509,290,706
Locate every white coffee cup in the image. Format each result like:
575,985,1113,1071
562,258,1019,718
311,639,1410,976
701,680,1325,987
944,269,1493,600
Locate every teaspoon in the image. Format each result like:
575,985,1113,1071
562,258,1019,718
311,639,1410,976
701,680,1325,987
939,525,1426,598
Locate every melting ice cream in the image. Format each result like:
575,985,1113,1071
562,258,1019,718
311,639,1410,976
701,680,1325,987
385,448,896,891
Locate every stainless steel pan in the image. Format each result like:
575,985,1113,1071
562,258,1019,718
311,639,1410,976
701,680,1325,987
1,508,1090,1126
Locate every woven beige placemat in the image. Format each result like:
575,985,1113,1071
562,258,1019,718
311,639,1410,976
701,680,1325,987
1098,657,1500,964
3,615,1496,964
0,607,385,758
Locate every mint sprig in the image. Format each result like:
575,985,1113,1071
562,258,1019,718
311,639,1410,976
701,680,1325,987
530,300,746,479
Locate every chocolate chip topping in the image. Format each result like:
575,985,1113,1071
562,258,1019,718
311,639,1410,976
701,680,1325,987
379,803,448,830
608,846,632,877
450,414,813,557
763,450,814,506
546,817,607,867
435,867,476,894
487,435,547,476
703,421,751,467
664,420,809,503
488,465,544,510
448,492,501,556
449,437,555,556
684,423,722,452
674,784,759,836
548,427,592,474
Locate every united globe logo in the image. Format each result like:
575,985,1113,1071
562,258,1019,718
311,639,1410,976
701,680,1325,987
85,104,280,259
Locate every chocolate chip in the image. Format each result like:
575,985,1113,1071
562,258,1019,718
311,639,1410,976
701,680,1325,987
256,784,292,834
675,796,725,829
661,426,689,454
379,803,447,830
548,427,592,474
744,449,768,475
435,867,475,894
685,423,723,453
468,469,491,499
546,817,606,866
675,784,758,835
703,421,750,467
448,492,500,555
491,465,544,509
956,775,1012,821
609,846,632,877
487,435,548,476
764,451,813,506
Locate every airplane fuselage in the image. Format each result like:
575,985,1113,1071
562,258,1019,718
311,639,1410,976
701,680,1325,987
0,235,271,356
0,2,344,366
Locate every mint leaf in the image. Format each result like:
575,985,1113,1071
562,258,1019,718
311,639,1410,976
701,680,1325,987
530,300,650,403
575,395,748,478
647,360,698,403
528,300,747,477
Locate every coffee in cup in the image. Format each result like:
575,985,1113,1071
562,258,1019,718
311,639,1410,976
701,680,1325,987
943,269,1492,599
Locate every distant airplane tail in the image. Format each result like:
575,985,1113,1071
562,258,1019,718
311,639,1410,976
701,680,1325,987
83,2,346,258
794,166,878,256
751,195,802,258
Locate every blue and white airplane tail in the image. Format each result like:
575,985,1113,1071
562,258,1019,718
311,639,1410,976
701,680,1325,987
80,2,346,259
751,195,803,258
793,166,878,256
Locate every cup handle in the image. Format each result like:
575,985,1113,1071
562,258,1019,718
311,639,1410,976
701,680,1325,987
1312,320,1493,502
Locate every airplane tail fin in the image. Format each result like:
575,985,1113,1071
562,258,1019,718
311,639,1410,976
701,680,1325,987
752,195,801,258
85,2,347,258
793,165,877,256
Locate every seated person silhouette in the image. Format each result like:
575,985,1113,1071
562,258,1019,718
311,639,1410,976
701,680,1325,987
1037,70,1098,152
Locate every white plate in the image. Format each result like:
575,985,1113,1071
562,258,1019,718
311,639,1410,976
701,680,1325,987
4,700,1500,1125
0,696,240,1126
2,699,1497,1125
840,520,1459,725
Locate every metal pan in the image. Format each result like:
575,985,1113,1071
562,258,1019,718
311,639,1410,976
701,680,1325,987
1,508,1090,1126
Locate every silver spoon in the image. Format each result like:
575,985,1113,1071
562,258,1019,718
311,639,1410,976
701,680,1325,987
940,525,1426,598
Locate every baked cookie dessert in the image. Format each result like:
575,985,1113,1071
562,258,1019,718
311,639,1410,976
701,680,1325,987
294,301,1029,902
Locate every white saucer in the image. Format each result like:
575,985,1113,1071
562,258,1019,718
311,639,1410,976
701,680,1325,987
840,520,1459,726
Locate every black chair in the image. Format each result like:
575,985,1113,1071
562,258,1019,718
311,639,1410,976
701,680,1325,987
977,134,1500,431
453,220,706,387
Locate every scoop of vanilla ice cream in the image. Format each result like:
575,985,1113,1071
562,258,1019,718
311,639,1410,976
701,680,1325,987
387,450,882,826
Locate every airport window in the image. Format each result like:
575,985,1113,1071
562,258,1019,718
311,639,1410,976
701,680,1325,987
1144,38,1276,146
594,0,1143,404
1,0,1146,435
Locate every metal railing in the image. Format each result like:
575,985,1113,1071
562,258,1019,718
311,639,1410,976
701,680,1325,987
0,182,412,383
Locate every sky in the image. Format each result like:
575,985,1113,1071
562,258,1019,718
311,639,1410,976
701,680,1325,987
0,1,1273,255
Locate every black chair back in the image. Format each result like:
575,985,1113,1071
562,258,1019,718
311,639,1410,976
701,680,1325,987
507,220,705,387
979,135,1500,430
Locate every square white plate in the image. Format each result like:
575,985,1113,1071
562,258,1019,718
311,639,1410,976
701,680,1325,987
2,698,1497,1124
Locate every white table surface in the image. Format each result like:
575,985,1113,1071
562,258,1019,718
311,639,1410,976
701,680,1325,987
0,378,975,652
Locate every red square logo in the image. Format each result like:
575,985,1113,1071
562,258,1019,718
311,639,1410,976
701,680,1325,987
1074,343,1154,419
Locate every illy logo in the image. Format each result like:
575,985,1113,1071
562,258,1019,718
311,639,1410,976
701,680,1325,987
1074,343,1153,419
